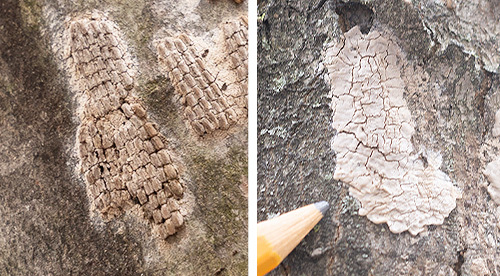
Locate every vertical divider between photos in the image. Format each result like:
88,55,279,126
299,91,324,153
248,0,258,275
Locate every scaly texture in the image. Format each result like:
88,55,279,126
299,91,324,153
157,17,248,136
324,26,461,235
64,11,184,239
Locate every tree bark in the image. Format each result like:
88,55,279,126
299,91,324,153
258,0,500,275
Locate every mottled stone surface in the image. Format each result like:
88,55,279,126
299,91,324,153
258,0,500,275
0,0,247,275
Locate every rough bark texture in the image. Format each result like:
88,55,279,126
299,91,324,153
0,0,247,275
258,0,500,275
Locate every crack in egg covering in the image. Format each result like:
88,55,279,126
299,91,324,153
222,16,248,96
157,16,248,136
64,12,184,239
324,26,461,235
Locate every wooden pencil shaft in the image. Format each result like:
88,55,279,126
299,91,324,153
258,204,324,259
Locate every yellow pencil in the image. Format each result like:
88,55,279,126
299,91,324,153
257,201,330,276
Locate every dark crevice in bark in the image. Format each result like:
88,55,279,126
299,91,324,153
477,69,493,122
335,1,374,34
453,248,467,276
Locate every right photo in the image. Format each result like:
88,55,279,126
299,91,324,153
257,0,500,275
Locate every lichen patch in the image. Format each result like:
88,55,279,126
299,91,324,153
64,11,185,240
325,26,461,235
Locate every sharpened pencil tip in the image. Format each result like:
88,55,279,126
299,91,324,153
314,201,330,216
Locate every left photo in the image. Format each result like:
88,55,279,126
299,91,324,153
0,0,248,275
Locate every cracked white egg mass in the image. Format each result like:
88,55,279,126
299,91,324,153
484,111,500,206
324,26,461,235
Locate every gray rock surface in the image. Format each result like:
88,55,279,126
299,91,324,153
0,0,247,275
258,0,500,275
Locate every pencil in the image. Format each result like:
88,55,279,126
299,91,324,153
257,201,330,276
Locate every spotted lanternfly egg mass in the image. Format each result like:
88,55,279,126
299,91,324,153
64,11,185,239
324,26,461,235
157,16,248,136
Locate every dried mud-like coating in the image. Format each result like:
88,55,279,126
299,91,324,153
492,109,500,137
324,26,461,235
64,12,184,239
157,17,248,136
484,159,500,205
484,111,500,205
